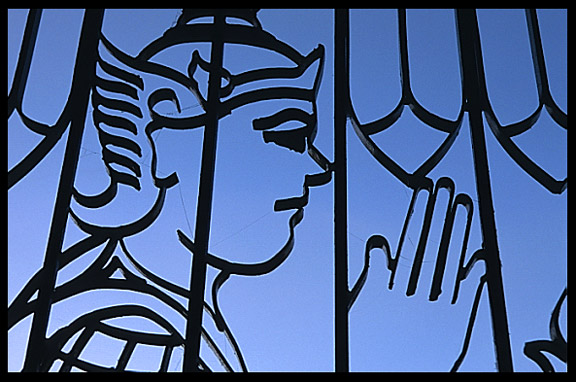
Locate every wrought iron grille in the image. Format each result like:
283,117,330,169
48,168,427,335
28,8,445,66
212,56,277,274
8,9,566,372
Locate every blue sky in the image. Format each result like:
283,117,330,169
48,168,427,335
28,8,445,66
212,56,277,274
8,9,566,372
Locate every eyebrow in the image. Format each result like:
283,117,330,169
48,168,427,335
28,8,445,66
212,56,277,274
252,107,312,131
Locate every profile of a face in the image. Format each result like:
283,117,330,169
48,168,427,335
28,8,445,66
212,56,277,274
71,10,326,271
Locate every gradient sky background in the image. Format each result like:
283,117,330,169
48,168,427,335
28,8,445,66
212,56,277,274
8,9,566,372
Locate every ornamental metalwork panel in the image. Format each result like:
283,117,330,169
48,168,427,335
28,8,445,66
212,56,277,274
8,9,566,372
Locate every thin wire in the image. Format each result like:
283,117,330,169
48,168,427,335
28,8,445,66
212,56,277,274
177,182,194,236
163,104,203,116
211,210,274,249
79,146,100,159
87,125,196,238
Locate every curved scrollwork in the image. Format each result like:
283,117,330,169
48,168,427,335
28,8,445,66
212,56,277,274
8,8,566,372
523,289,567,372
8,8,330,372
338,8,566,372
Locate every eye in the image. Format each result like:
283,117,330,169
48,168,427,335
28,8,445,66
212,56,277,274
253,108,314,153
262,127,308,153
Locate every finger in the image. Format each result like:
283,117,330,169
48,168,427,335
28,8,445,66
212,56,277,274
430,192,474,301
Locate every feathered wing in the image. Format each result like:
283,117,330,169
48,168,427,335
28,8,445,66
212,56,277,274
72,37,147,209
68,35,246,371
72,34,207,212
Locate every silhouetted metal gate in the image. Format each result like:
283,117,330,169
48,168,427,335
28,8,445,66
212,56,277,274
8,9,566,372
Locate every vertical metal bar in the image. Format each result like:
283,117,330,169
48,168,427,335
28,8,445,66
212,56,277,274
525,9,550,103
334,8,350,373
8,9,42,116
455,9,514,372
397,9,411,99
22,9,105,372
183,12,225,372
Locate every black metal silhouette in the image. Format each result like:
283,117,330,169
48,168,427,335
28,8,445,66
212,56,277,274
8,9,329,372
8,9,566,372
523,288,567,372
333,9,566,372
